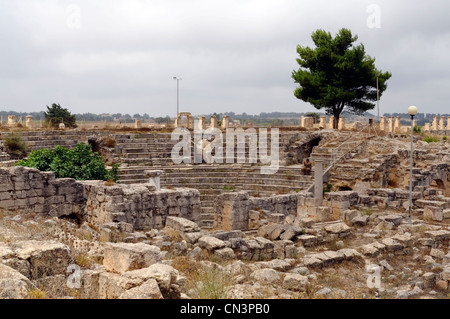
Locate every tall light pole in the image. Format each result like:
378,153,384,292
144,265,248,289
173,77,182,117
376,73,380,119
408,105,418,224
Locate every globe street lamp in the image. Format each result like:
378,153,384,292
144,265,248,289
408,105,418,224
173,77,182,117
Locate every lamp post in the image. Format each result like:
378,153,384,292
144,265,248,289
408,105,418,224
173,77,182,117
376,73,380,119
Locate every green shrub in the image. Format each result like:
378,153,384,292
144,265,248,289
413,125,422,133
423,136,439,143
443,136,448,141
3,132,28,159
16,143,119,181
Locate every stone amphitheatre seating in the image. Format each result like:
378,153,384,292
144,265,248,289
8,130,89,152
113,131,315,229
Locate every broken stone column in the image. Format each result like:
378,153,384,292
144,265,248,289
300,116,305,128
135,120,142,129
213,191,250,231
304,117,314,129
338,117,345,130
25,116,33,129
394,117,401,133
7,115,16,126
388,117,394,133
197,116,206,130
424,123,430,131
210,116,217,129
328,117,334,129
319,116,327,128
314,160,323,206
431,116,438,131
222,116,229,129
59,123,66,129
380,117,386,131
145,170,163,191
439,117,445,130
447,117,450,130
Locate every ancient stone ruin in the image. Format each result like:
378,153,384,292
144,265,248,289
0,117,449,299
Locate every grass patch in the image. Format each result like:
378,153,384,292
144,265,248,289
29,289,47,299
3,132,28,159
423,136,439,143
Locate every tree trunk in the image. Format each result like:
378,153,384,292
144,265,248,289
333,116,340,130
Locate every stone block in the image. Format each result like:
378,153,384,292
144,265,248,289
424,206,443,222
198,236,227,251
13,240,73,280
118,278,163,299
103,243,162,274
342,209,361,222
282,273,309,292
166,216,200,233
310,206,330,222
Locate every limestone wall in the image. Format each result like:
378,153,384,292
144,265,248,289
81,181,202,230
0,166,84,217
0,166,202,231
213,191,315,231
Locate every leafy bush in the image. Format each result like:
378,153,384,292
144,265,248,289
16,143,119,181
413,125,422,133
423,136,439,143
443,136,448,141
2,132,28,159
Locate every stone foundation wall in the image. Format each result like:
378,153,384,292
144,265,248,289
213,191,316,231
81,181,201,230
0,166,84,217
0,166,202,230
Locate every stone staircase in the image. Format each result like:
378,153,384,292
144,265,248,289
309,131,368,167
18,131,88,152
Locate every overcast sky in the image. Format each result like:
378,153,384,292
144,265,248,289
1,0,449,117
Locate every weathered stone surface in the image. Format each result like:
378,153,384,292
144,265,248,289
343,210,361,222
360,243,381,257
118,278,163,299
198,236,227,251
351,215,369,227
166,216,200,233
258,224,283,241
123,263,179,293
424,230,450,241
381,238,403,252
422,272,436,289
338,248,363,261
12,240,72,279
424,206,444,222
181,232,202,244
302,256,323,268
279,225,303,241
441,267,450,281
296,235,319,247
214,248,236,260
324,222,351,237
103,243,162,274
250,268,281,285
378,214,403,226
282,273,309,292
0,263,35,299
255,259,294,272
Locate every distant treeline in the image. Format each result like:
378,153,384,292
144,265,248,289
1,110,448,126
